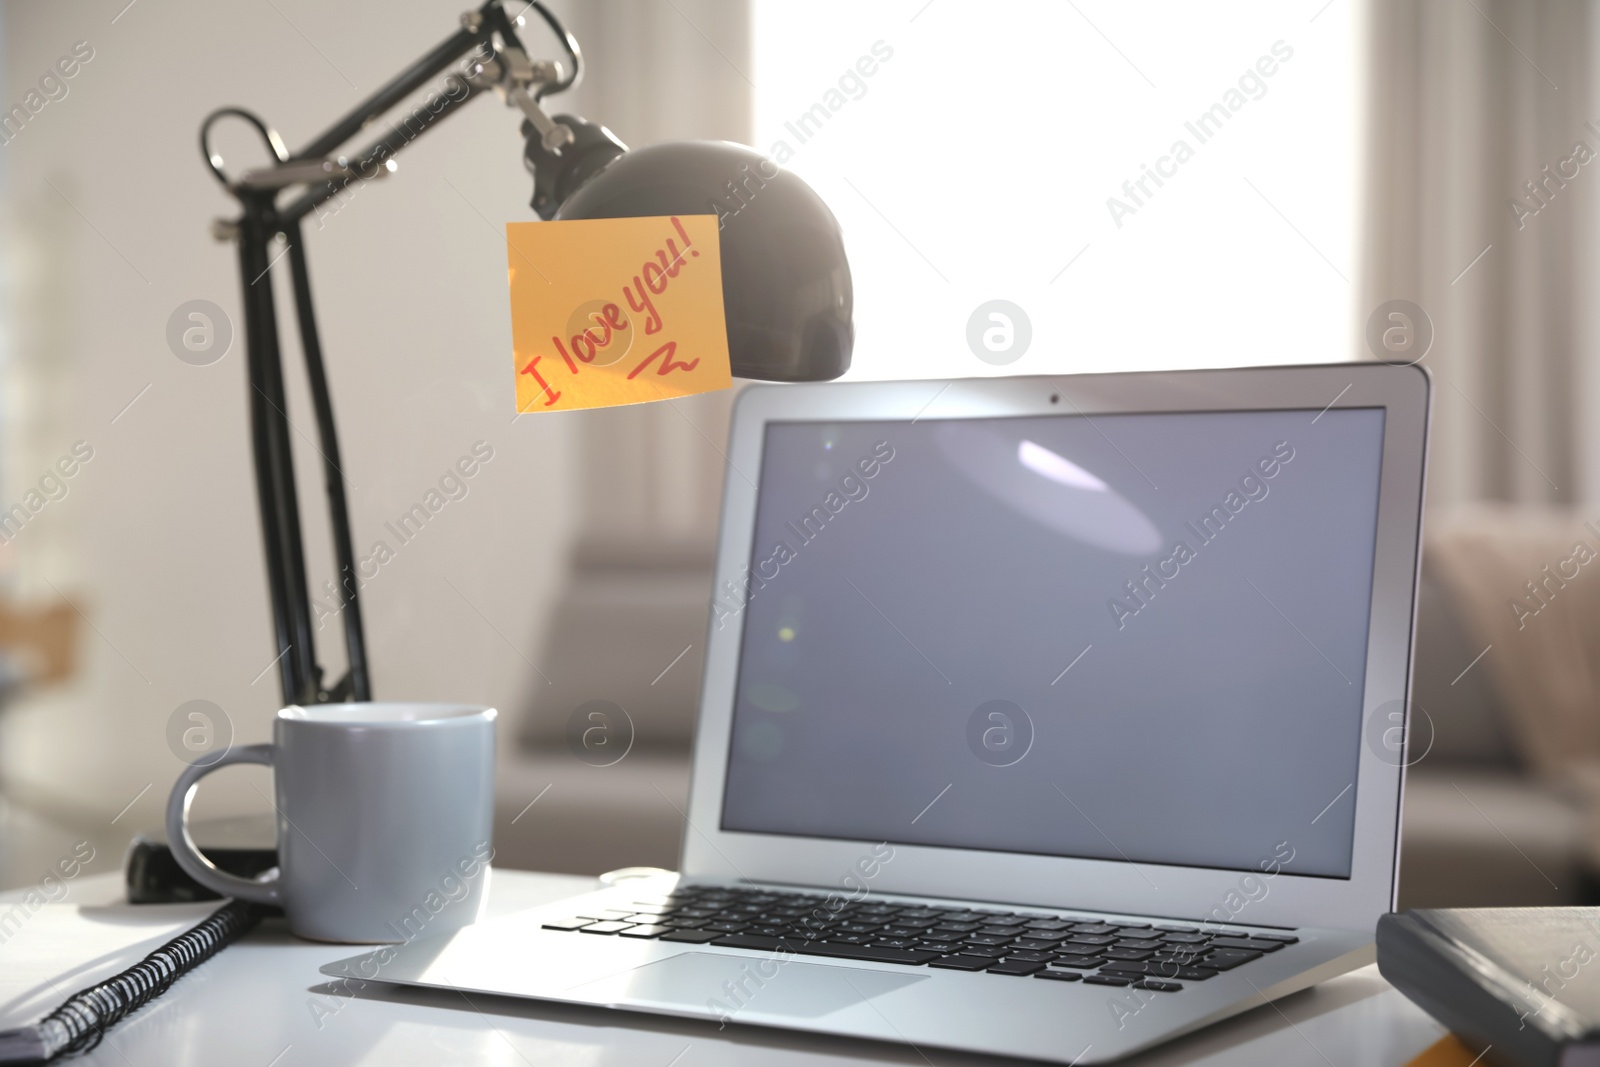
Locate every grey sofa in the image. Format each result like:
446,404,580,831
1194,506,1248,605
490,525,1593,910
490,541,706,876
1398,561,1588,908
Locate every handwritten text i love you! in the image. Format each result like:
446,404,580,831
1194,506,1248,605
505,213,732,413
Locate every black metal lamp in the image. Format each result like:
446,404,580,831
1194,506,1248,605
200,1,852,708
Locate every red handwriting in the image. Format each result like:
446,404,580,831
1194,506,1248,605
519,355,561,407
552,302,628,372
529,216,703,405
627,341,700,379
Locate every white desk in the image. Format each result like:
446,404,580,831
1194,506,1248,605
11,871,1448,1066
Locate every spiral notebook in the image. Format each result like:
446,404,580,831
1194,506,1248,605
0,903,217,1030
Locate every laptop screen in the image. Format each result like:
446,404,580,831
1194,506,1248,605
717,407,1387,879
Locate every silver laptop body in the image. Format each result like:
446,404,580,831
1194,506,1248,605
328,363,1430,1064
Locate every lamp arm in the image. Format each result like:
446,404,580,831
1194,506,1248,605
277,76,489,227
278,1,578,225
290,21,487,165
202,1,585,705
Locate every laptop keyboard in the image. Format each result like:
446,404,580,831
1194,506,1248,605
540,883,1298,991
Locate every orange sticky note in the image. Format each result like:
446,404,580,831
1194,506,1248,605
506,214,732,413
1402,1035,1487,1067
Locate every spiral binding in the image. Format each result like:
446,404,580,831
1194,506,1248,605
8,900,264,1062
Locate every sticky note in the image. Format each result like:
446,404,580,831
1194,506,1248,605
1401,1036,1485,1067
506,214,732,413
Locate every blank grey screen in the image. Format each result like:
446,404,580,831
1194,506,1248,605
718,408,1386,879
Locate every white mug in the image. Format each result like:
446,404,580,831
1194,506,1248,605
166,702,496,943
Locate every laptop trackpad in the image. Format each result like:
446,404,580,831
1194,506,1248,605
596,952,926,1018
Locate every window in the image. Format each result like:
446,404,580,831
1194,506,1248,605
753,1,1362,379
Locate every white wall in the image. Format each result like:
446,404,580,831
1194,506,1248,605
0,1,583,851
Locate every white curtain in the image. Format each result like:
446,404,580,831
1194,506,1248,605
1363,0,1598,507
558,0,751,554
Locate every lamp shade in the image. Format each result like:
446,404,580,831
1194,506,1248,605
554,141,853,382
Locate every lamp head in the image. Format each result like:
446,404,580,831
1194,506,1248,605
525,120,852,382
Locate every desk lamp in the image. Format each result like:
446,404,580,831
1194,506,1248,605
200,1,853,708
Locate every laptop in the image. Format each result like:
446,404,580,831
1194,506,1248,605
326,362,1430,1064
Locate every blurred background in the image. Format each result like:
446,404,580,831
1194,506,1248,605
0,0,1594,911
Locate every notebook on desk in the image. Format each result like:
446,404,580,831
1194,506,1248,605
327,363,1431,1064
1379,907,1600,1067
0,902,218,1031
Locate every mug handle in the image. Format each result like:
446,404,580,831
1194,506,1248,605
164,743,281,905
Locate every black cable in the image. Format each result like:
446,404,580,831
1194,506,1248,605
0,901,266,1063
